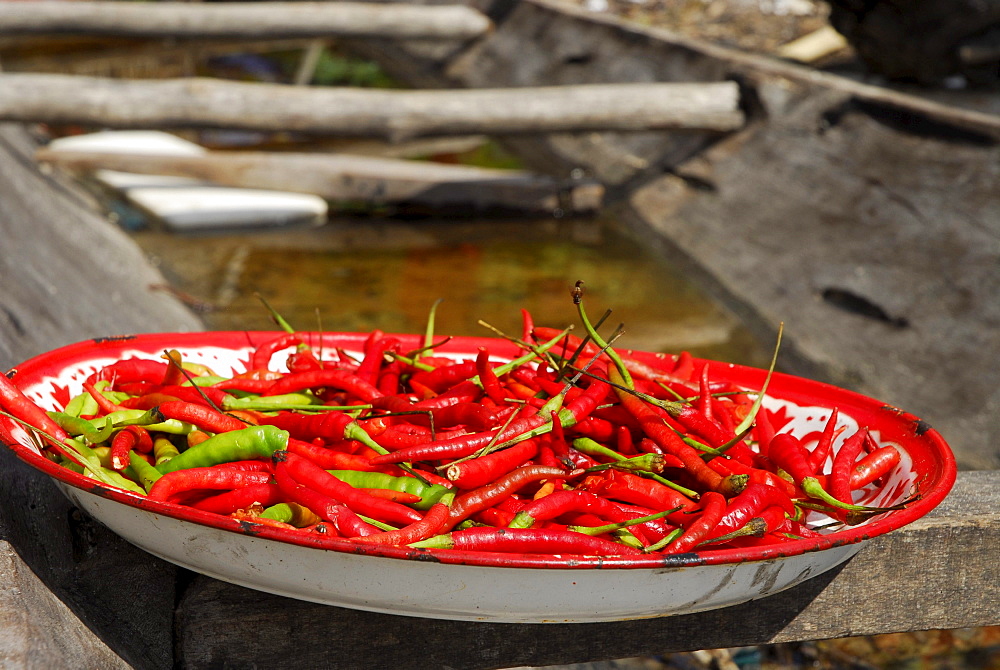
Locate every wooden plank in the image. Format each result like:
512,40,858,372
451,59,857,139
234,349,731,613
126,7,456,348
0,73,745,140
172,470,1000,669
34,147,605,215
0,122,200,669
0,1,493,40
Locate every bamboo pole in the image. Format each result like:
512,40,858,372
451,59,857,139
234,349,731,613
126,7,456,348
35,148,606,215
0,1,493,40
0,74,745,140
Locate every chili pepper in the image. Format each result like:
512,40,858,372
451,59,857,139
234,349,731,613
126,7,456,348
408,360,478,394
279,451,422,526
152,436,180,467
653,491,726,554
0,372,71,445
609,366,723,492
148,401,247,434
352,496,454,546
704,482,794,541
476,348,508,404
261,369,384,403
87,358,170,388
251,333,302,371
259,502,323,528
808,408,841,473
442,465,573,532
370,398,559,465
584,470,696,522
109,425,153,471
191,482,284,515
147,467,272,503
850,445,901,489
211,377,277,394
508,489,637,529
155,424,289,475
326,470,451,510
414,525,642,556
271,454,378,537
282,438,379,472
767,432,814,483
81,380,129,415
829,427,870,505
445,439,540,490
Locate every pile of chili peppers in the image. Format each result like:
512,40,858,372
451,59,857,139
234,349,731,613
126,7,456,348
0,287,908,558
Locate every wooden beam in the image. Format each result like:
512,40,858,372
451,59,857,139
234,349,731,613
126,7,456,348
0,1,493,41
35,148,605,215
173,470,1000,668
0,74,745,140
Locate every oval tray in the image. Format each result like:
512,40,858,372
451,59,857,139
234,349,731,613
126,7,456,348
0,331,956,623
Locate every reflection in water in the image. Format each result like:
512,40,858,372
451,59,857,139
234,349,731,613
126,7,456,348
135,216,770,366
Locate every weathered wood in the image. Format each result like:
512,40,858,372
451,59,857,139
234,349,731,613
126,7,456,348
345,0,1000,471
0,73,745,141
0,1,493,40
34,147,605,215
0,541,130,668
171,470,1000,670
0,122,200,669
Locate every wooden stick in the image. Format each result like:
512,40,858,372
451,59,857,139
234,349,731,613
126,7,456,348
0,74,745,140
0,1,493,40
35,148,605,215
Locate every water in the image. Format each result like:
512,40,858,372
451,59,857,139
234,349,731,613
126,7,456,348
133,215,771,367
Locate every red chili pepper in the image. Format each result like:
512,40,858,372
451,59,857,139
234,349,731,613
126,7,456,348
442,465,572,532
850,445,901,489
370,405,556,465
147,467,272,503
151,401,247,434
408,360,478,394
415,526,642,556
352,500,452,546
508,489,638,529
767,432,814,483
588,470,697,522
661,491,726,554
87,358,170,388
262,369,384,403
284,437,392,473
808,408,841,473
476,348,509,404
704,483,794,541
255,410,355,442
829,427,870,504
110,425,153,470
190,482,284,515
251,333,302,371
279,451,422,526
609,367,723,492
271,456,378,537
0,371,70,443
81,380,128,415
445,439,540,490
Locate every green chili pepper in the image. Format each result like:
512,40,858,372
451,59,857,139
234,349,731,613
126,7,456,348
47,411,114,443
326,470,451,510
153,437,181,467
63,391,99,418
155,424,289,475
103,409,195,435
223,393,321,410
126,451,162,493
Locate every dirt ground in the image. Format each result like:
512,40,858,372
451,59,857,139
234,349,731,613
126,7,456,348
558,0,840,56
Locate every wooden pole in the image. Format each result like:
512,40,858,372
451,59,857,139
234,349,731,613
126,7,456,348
35,148,605,215
0,1,493,40
0,74,745,140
